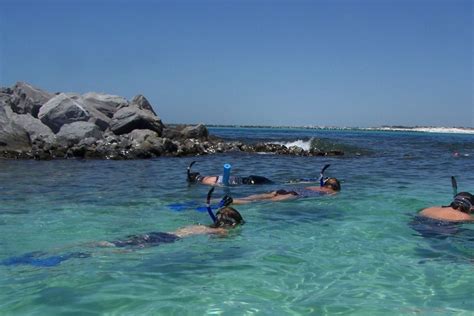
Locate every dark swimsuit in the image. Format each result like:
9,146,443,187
110,232,180,248
204,175,273,185
409,215,463,239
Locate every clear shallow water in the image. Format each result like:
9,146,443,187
0,128,473,315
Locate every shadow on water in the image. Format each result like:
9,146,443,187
408,215,474,264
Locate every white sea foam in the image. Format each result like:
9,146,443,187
363,127,474,134
273,139,311,150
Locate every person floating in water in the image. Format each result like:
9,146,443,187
226,164,340,204
186,161,273,186
418,192,474,222
230,177,341,204
98,188,245,248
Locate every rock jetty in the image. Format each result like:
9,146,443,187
0,82,343,159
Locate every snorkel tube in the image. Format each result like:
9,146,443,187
222,163,232,185
206,188,217,224
451,176,458,197
187,161,197,182
319,164,331,187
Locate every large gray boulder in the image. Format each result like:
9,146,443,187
130,95,156,116
38,93,90,133
126,129,160,144
0,105,31,150
109,106,164,135
64,93,110,131
82,92,128,118
56,121,103,145
0,92,13,105
10,82,53,117
10,113,55,143
181,124,209,139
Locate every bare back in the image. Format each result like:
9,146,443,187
172,225,227,238
419,206,474,222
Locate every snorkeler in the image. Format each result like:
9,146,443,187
230,165,341,204
418,177,474,222
186,161,273,186
419,192,474,222
97,188,244,248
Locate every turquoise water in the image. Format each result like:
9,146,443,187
1,128,473,315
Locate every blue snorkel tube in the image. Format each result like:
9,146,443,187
222,163,232,185
206,188,217,224
319,164,331,187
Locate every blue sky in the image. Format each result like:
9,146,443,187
1,0,472,127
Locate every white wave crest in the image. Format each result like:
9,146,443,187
273,139,311,151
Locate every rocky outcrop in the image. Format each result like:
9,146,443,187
0,82,345,160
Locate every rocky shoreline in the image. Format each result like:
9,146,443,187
0,82,344,160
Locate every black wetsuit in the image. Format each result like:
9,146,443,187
210,175,273,185
110,232,180,248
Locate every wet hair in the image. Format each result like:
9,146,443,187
186,161,200,183
324,178,341,191
187,172,200,183
213,207,245,228
450,192,474,213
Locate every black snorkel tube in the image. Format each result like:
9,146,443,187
206,187,217,224
187,161,197,182
319,164,331,187
451,176,458,197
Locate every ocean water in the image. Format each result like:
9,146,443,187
0,127,473,315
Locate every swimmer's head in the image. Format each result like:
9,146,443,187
450,192,474,213
187,171,200,183
212,207,245,228
323,177,341,191
187,161,199,183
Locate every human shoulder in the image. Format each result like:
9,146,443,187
420,206,473,222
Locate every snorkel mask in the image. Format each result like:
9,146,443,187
450,177,473,213
452,194,474,213
206,188,237,225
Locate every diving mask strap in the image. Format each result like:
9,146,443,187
206,188,217,224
